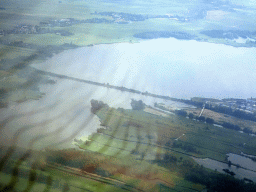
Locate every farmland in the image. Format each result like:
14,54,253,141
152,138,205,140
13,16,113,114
2,99,256,191
69,102,256,190
82,105,256,163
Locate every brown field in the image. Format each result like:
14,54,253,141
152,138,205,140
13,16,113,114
186,108,256,132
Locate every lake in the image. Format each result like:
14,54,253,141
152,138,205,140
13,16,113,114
32,37,256,99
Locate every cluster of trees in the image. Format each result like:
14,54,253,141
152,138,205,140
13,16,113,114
196,116,215,124
243,127,255,134
162,153,178,164
197,116,205,122
172,141,202,154
221,122,255,134
223,168,236,176
206,117,214,124
184,164,256,192
174,110,187,117
90,99,109,113
200,30,254,40
175,111,215,124
134,31,194,40
188,113,194,119
233,109,256,121
117,107,125,114
0,88,7,101
222,122,241,131
131,99,145,110
179,99,204,107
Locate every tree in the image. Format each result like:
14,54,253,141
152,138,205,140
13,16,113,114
206,117,214,124
182,160,194,168
90,99,109,113
243,127,253,134
117,107,125,113
131,99,145,110
175,110,187,117
188,113,194,119
228,160,232,167
198,116,205,122
183,143,197,153
163,152,177,164
222,122,241,131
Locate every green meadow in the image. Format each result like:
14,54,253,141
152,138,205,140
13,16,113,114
84,106,256,162
70,104,256,191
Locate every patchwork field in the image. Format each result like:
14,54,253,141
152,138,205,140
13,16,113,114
186,108,256,133
81,106,256,163
65,103,256,191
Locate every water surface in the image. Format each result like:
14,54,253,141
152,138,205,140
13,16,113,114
193,156,256,182
32,38,256,99
227,153,256,172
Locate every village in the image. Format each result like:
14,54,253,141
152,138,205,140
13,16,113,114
190,97,256,114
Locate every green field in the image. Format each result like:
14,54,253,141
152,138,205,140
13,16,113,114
83,106,256,163
0,163,136,192
70,104,256,191
1,0,256,50
0,144,205,192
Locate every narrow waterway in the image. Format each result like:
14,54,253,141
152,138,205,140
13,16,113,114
227,153,256,172
192,155,256,182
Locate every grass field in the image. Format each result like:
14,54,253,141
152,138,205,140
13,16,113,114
81,106,256,163
0,164,135,192
70,104,256,190
57,104,251,190
0,144,205,192
0,44,35,59
1,0,255,50
1,103,255,191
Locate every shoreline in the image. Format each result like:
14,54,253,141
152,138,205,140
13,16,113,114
84,35,256,49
